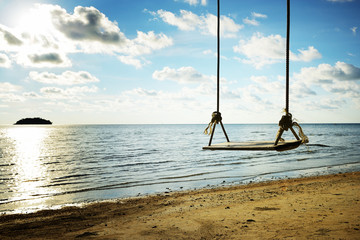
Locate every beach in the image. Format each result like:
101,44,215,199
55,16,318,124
1,171,359,239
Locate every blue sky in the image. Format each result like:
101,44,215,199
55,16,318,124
0,0,359,124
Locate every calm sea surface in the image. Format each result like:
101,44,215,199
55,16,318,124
0,124,359,214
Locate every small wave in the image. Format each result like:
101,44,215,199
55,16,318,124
0,163,15,167
158,171,220,180
54,173,92,181
0,178,11,181
112,160,172,169
42,161,61,165
43,181,87,188
306,144,330,147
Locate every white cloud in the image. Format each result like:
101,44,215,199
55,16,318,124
0,4,173,68
156,9,242,38
23,92,41,98
293,61,360,108
302,98,346,111
117,55,145,69
66,86,98,94
51,5,126,45
209,15,242,38
117,31,172,68
0,93,25,102
233,32,321,68
29,71,99,85
0,82,22,92
40,85,98,99
152,66,214,84
0,83,38,104
250,75,284,93
15,51,72,68
243,12,267,26
122,31,173,56
252,12,267,19
294,61,360,84
125,88,159,97
233,33,285,68
157,9,200,31
323,80,360,96
202,49,213,55
50,5,173,63
0,24,23,49
0,82,25,103
327,0,353,2
291,46,322,62
202,49,227,60
0,53,11,68
243,17,259,26
291,81,317,99
40,86,65,96
351,26,357,35
184,0,198,6
183,0,207,6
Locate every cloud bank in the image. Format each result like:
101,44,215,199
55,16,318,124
155,9,242,38
234,32,322,68
0,4,173,68
29,71,100,85
153,66,214,84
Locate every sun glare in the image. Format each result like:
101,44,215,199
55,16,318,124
5,126,56,212
16,5,53,35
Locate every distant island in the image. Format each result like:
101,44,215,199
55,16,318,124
14,117,52,125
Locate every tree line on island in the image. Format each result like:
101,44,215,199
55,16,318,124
14,117,52,125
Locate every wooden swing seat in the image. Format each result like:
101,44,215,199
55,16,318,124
203,0,307,152
203,139,302,152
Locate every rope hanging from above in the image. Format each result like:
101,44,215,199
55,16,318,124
204,111,222,135
277,113,309,144
203,0,230,146
274,0,308,146
203,0,308,151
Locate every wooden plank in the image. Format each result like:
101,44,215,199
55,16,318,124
203,140,302,152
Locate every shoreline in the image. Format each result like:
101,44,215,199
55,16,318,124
1,171,359,239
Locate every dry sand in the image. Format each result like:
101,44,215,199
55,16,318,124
1,172,359,239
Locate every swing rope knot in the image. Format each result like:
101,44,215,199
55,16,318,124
279,113,293,131
278,112,309,144
204,111,222,135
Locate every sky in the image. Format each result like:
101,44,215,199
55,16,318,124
0,0,359,124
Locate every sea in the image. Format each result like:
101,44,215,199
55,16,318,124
0,123,359,214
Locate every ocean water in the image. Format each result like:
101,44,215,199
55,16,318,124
0,124,359,214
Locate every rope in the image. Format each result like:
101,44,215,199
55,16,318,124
281,0,308,145
204,111,222,135
293,122,309,144
286,0,290,113
204,0,220,135
217,0,220,113
204,0,229,141
278,113,293,131
278,113,309,144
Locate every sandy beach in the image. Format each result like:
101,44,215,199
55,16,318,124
1,171,359,239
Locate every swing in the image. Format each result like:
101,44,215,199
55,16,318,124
203,0,308,151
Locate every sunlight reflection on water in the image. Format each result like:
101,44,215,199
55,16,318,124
2,127,59,213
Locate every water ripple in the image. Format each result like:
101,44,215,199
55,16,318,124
0,124,359,214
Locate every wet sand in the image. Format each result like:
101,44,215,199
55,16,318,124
1,172,359,239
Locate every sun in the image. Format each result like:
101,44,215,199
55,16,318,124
15,4,54,35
